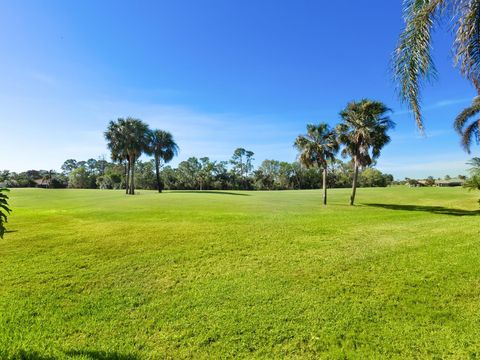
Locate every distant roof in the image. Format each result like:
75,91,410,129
435,178,465,184
33,178,49,185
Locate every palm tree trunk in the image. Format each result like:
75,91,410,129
322,167,327,205
125,160,130,195
350,163,359,206
130,159,135,195
155,156,162,193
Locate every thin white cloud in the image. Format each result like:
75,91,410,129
30,72,57,86
394,97,472,116
2,98,302,171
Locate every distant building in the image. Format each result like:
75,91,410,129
435,178,465,187
33,178,50,188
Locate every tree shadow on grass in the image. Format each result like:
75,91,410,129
169,190,249,196
3,351,56,360
364,203,480,216
66,350,139,360
4,350,139,360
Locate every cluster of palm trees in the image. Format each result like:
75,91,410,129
104,117,178,195
295,99,394,206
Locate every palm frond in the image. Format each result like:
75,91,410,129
461,118,480,152
454,97,480,134
454,0,480,87
393,0,445,131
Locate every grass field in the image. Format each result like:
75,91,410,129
1,187,479,359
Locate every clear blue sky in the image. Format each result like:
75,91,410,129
0,1,477,179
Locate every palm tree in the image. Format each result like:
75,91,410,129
146,130,179,193
393,0,480,143
105,119,129,194
454,97,480,152
294,123,339,205
336,100,395,205
105,117,149,195
464,157,480,192
41,170,54,189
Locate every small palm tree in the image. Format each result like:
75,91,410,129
41,170,54,189
454,97,480,152
294,123,339,205
337,100,395,205
147,130,179,193
0,188,11,239
464,157,480,193
393,0,480,147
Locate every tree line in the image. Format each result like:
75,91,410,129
0,155,394,192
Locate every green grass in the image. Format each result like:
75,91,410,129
1,187,479,359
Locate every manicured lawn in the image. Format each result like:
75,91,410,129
1,187,479,359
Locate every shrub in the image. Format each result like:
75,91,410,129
0,188,12,239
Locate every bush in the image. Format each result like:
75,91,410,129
0,188,11,239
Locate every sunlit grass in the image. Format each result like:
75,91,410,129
1,187,479,359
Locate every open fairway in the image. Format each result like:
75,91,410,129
1,187,480,359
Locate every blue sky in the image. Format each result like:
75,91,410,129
0,1,477,179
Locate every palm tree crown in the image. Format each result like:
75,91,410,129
337,100,394,167
122,118,150,161
294,123,338,169
147,130,179,164
105,119,128,164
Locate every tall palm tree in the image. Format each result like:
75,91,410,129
294,123,339,205
454,96,480,152
146,130,179,193
337,100,395,205
105,117,149,195
393,0,480,147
